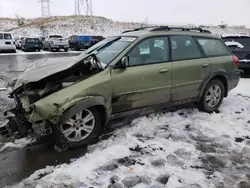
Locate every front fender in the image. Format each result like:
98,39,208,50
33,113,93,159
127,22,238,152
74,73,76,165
60,96,110,125
29,96,110,124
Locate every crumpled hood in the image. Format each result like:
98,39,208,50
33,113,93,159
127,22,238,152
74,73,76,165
13,54,86,91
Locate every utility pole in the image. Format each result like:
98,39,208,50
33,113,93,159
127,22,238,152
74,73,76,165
39,0,52,36
75,0,92,16
74,0,94,29
39,0,51,18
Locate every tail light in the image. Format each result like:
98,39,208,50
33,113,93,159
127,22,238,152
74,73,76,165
233,55,239,67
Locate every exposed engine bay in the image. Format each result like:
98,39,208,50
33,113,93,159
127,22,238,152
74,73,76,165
0,54,104,141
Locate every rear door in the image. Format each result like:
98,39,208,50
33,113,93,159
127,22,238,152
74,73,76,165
3,33,13,46
111,36,173,113
170,35,212,101
195,37,233,74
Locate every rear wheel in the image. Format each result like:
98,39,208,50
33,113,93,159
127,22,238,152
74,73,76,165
197,79,225,113
58,107,103,148
64,48,68,52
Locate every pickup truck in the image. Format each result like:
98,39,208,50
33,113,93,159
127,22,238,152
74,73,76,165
43,35,69,52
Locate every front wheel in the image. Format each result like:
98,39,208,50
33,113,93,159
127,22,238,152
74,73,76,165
57,107,103,148
64,48,68,52
197,79,225,113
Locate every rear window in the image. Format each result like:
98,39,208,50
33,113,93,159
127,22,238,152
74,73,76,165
170,36,202,61
4,34,12,40
26,38,39,42
222,37,250,48
49,35,62,38
196,38,230,56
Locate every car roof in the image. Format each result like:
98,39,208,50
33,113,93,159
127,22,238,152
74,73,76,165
221,33,250,38
119,30,219,39
0,32,12,34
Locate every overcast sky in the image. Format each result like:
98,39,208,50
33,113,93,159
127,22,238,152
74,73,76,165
0,0,250,26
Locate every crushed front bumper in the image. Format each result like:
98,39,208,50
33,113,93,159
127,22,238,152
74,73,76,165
1,108,32,139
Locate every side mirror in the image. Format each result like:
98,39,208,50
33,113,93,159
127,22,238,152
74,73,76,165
118,56,129,69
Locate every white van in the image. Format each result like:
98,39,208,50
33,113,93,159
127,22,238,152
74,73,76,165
0,32,16,53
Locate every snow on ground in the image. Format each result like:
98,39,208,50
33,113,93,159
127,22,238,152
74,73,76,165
5,79,250,188
0,50,81,56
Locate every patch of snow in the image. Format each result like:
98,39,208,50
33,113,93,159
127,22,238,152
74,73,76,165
220,33,250,38
225,41,244,48
12,78,250,188
0,50,80,56
239,59,250,62
0,137,34,152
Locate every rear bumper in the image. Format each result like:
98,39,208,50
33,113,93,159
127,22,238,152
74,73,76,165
228,69,241,91
51,44,69,49
239,61,250,69
0,45,16,50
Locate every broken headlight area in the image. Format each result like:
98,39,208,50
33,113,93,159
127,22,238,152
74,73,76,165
1,56,103,140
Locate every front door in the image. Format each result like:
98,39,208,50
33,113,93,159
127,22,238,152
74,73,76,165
111,36,173,113
170,35,212,101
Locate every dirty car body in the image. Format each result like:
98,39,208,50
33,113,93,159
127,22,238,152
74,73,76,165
1,27,241,149
1,36,134,140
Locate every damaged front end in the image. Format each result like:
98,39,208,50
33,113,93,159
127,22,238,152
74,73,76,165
1,54,104,140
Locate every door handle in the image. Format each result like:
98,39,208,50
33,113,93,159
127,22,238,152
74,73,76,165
159,69,169,73
202,64,209,68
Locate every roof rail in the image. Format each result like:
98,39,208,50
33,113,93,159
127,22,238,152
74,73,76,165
121,26,159,33
121,26,212,34
150,26,212,33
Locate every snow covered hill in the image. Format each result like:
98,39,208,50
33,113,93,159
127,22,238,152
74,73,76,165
1,16,141,38
2,79,249,188
1,16,250,39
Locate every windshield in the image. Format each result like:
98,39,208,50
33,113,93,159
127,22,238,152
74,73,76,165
84,36,119,54
49,35,62,38
222,37,250,48
83,36,137,65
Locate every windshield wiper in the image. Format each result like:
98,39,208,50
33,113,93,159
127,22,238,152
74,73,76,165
85,36,121,54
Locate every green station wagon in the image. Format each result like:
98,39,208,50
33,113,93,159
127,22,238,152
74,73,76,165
2,26,241,150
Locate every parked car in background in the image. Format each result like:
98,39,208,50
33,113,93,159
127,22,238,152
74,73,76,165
21,38,41,52
2,26,241,150
68,35,91,51
15,37,26,50
91,35,105,46
69,35,105,51
43,35,69,52
0,32,16,53
221,33,250,70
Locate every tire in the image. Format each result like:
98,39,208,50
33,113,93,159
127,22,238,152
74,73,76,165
197,79,225,113
64,48,68,52
57,107,103,148
12,49,16,53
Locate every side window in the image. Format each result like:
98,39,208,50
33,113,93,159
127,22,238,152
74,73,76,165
4,34,12,40
128,37,169,66
0,34,3,40
196,38,230,56
170,36,202,61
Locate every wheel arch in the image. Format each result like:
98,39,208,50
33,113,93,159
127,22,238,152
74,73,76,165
59,96,110,126
199,71,229,98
